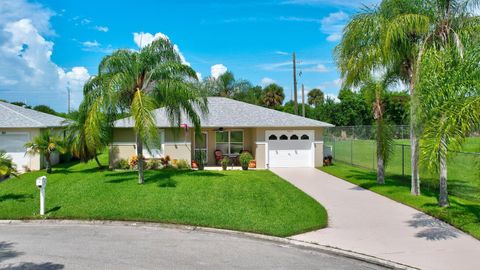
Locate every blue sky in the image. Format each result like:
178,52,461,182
0,0,378,112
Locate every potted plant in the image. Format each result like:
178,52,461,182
195,151,206,171
239,152,253,170
220,157,230,170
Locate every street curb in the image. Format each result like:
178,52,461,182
0,219,418,269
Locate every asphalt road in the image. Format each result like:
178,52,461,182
0,222,387,270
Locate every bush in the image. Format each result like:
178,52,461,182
239,152,253,166
116,159,130,170
146,159,161,170
160,155,171,167
221,157,230,167
176,159,190,170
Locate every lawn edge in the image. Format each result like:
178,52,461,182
0,219,417,270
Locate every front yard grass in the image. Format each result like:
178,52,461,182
321,162,480,240
0,155,327,237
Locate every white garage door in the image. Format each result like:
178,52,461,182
267,130,314,168
0,132,30,170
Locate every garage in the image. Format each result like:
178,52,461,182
266,130,314,168
0,132,30,171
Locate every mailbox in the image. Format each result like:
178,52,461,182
36,176,47,189
36,176,47,215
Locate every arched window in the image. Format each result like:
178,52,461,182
301,134,310,140
280,134,288,140
290,134,299,140
268,134,277,140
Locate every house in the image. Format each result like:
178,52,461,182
0,101,65,171
111,97,333,168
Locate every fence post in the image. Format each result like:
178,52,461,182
350,138,353,165
402,144,405,177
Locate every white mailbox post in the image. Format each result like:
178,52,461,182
36,176,47,215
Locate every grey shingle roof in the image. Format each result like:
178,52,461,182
0,101,66,128
114,97,334,128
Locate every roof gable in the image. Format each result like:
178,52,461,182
0,101,66,128
114,97,333,128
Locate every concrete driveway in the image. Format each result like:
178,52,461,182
271,168,480,270
0,222,387,270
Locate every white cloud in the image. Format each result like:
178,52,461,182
132,32,190,66
317,78,343,94
325,93,340,102
82,40,100,48
320,11,348,42
260,77,275,86
211,64,228,79
281,0,380,8
94,25,109,32
275,50,289,55
0,0,90,111
259,60,330,73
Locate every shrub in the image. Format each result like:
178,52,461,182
221,157,230,167
160,155,171,167
176,159,190,170
146,159,161,170
239,152,253,166
116,159,130,170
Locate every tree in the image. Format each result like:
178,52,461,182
10,101,31,109
83,38,208,184
25,130,65,173
0,151,17,178
33,105,58,116
233,85,263,105
383,92,410,125
261,83,285,108
362,78,395,184
207,71,250,98
307,88,324,106
64,101,109,168
419,42,480,207
336,0,477,195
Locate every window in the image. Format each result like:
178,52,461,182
301,134,310,140
280,134,288,140
143,129,164,158
216,130,244,155
290,134,299,140
268,134,277,140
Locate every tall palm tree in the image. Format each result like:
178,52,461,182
207,71,250,97
362,78,395,184
336,0,478,195
64,101,109,168
84,38,208,184
419,40,480,206
261,83,285,108
25,130,65,173
307,88,325,106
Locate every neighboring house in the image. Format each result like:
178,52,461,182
112,97,333,168
0,101,65,171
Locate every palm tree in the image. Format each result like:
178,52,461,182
336,0,478,195
25,130,65,173
261,83,285,108
83,38,208,184
362,78,395,184
0,151,17,178
64,101,109,168
419,40,480,206
307,88,324,106
207,71,250,98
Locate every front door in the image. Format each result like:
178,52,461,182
194,132,208,164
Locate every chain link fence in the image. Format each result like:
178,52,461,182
323,126,480,193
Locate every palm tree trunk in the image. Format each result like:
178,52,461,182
377,154,385,184
438,139,449,207
136,133,145,184
45,154,52,174
94,154,102,168
409,77,421,196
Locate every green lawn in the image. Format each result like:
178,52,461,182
321,162,480,239
0,154,327,237
324,137,480,200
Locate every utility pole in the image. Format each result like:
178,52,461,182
292,52,298,115
302,84,305,117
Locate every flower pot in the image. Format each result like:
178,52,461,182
222,164,228,170
191,161,198,169
248,160,256,168
241,164,249,170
